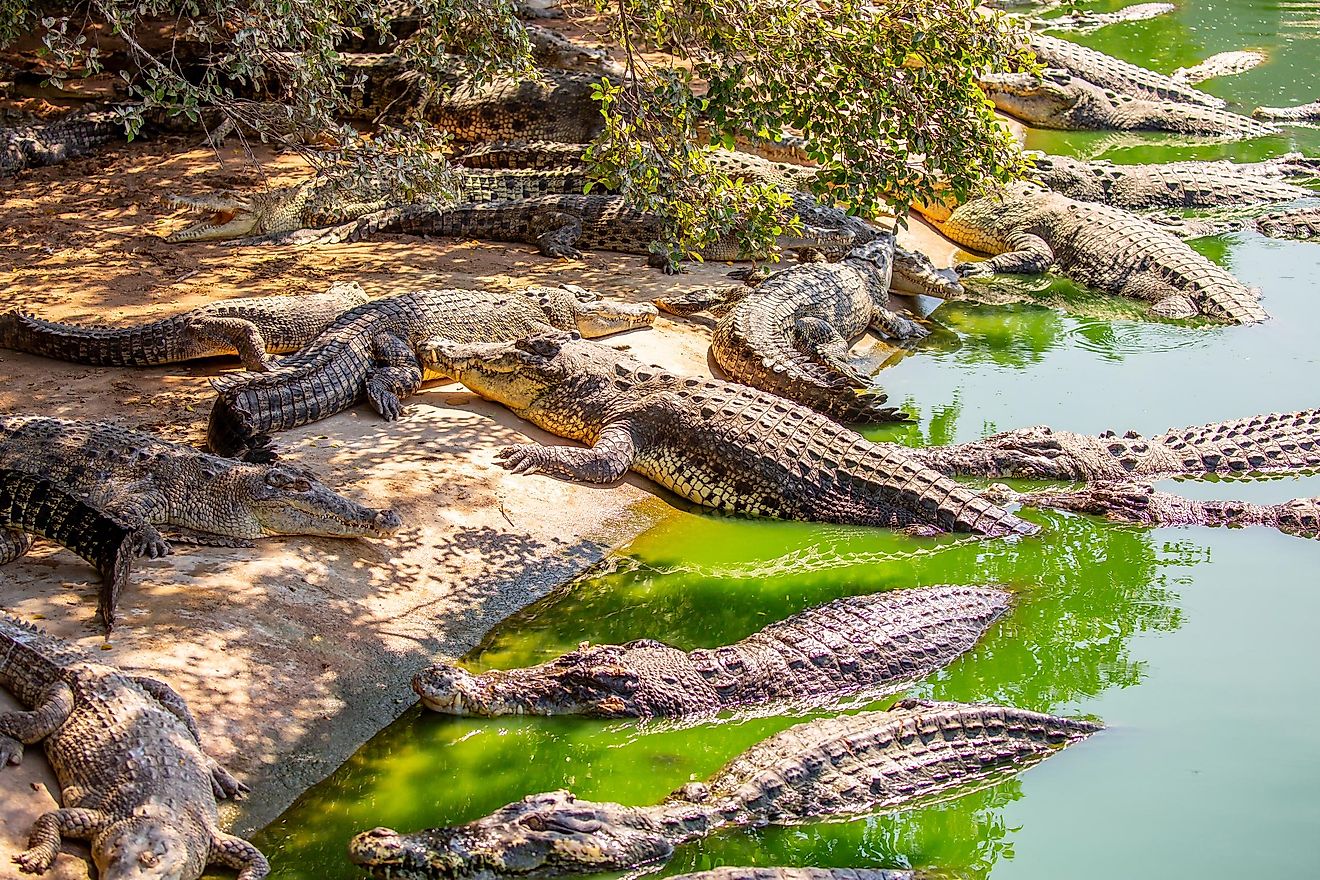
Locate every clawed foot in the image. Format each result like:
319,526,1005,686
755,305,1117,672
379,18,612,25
367,387,405,421
14,846,55,875
0,734,24,767
889,317,931,341
545,244,585,261
955,261,992,279
133,528,173,559
498,445,550,475
211,765,249,800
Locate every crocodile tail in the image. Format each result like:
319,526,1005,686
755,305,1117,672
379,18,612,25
1272,498,1320,539
1153,410,1320,475
1252,207,1320,241
0,468,135,630
0,312,175,366
206,393,278,462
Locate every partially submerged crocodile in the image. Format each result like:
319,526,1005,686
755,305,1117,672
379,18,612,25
414,584,1012,717
206,285,657,460
912,181,1268,324
0,284,369,369
988,481,1320,539
1029,152,1318,209
0,415,400,562
1033,2,1175,32
254,193,857,272
672,870,912,880
908,409,1320,481
0,469,135,629
1028,33,1225,107
1,109,123,176
348,700,1098,879
1253,100,1320,121
1171,50,1267,84
0,613,268,879
423,334,1037,536
979,69,1275,137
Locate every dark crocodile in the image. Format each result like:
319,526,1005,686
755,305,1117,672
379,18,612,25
912,181,1268,324
654,238,932,423
0,415,400,563
422,334,1036,536
0,612,267,879
989,480,1320,539
978,69,1275,137
206,285,658,460
1028,33,1224,107
247,193,858,272
0,469,135,629
0,284,368,369
908,409,1320,481
1253,100,1320,122
1,109,123,176
414,584,1011,717
348,700,1098,879
1030,153,1318,209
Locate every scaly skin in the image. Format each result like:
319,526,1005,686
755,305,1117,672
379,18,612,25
414,585,1012,717
1032,2,1175,32
1030,153,1317,209
206,285,657,460
1,110,123,176
912,181,1268,324
1028,33,1225,107
908,409,1320,481
422,334,1037,536
1253,100,1320,121
348,700,1098,879
1171,51,1267,84
0,613,268,880
0,415,400,560
1250,206,1320,240
978,69,1275,137
0,284,368,368
0,469,136,629
990,481,1320,539
671,871,913,880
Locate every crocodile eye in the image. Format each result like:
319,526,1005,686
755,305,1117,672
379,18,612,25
139,850,160,867
290,479,312,492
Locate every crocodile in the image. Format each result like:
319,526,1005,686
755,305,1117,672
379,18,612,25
911,181,1268,324
1171,50,1267,84
421,334,1037,536
907,409,1320,481
0,469,135,630
0,284,369,369
1028,33,1225,107
652,238,928,423
1250,206,1320,239
978,69,1276,138
164,168,593,242
671,871,912,880
524,23,625,78
0,415,400,561
987,481,1320,539
0,612,268,879
253,193,858,272
414,584,1012,717
206,284,658,460
1031,2,1175,32
348,700,1098,879
1029,152,1318,209
1,109,123,176
1253,100,1320,121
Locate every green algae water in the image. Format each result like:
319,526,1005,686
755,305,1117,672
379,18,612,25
250,4,1320,878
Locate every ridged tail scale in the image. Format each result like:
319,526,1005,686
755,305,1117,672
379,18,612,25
0,311,190,366
1153,409,1320,474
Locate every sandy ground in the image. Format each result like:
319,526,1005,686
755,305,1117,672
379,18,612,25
0,133,954,878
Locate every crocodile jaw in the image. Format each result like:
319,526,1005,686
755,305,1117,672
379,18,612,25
164,195,260,242
215,463,402,539
572,301,658,337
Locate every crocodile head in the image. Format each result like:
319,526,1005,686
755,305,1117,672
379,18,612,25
163,193,263,242
348,791,674,880
977,70,1080,125
530,284,659,337
422,333,594,415
200,459,402,539
920,426,1109,480
91,810,207,880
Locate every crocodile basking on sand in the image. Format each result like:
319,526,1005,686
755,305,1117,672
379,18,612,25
912,181,1268,323
987,481,1320,539
978,69,1275,137
0,612,268,879
1,109,124,176
907,409,1320,481
348,700,1098,879
653,237,943,423
423,334,1036,536
0,284,368,368
1028,33,1225,107
1029,152,1319,210
0,415,400,565
206,285,657,460
414,584,1011,718
0,469,135,629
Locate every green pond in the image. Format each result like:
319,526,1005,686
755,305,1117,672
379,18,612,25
250,3,1320,878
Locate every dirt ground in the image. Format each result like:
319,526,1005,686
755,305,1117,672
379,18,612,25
0,132,955,879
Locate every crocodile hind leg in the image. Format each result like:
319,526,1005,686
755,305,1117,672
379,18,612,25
14,808,112,874
186,316,275,371
364,333,424,421
0,681,74,767
498,423,637,483
0,527,33,564
530,211,585,259
210,832,271,880
791,318,872,389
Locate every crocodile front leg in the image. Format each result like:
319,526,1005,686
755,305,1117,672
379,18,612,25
498,423,637,483
15,808,112,874
530,210,586,259
957,232,1055,277
0,527,34,564
364,333,424,421
868,305,929,341
0,681,74,767
210,832,271,880
791,317,871,388
187,316,275,371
